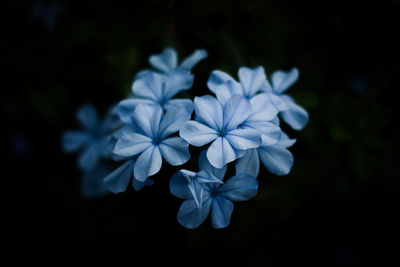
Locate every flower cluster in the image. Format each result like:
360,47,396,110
62,48,308,229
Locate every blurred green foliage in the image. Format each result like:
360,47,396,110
4,0,400,264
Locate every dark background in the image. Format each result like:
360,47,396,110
4,0,400,264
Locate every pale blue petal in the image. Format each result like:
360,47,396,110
198,150,227,180
163,68,194,100
180,121,218,146
194,95,223,130
159,104,192,139
211,196,234,229
132,177,154,191
234,147,247,159
104,160,134,193
217,173,258,201
260,122,282,146
258,145,294,176
207,137,236,168
134,145,162,181
132,72,164,101
78,143,102,171
113,133,153,157
238,66,267,97
177,198,212,229
225,128,261,150
149,48,178,74
132,104,163,138
196,170,224,184
164,98,194,114
159,137,190,166
271,68,299,94
267,93,288,111
223,95,251,130
214,80,243,104
235,149,260,177
280,95,309,130
248,93,279,122
270,116,280,126
81,165,111,198
116,98,155,124
170,170,196,199
179,49,208,70
62,130,89,152
207,70,236,94
279,132,297,148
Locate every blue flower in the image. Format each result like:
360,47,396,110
235,131,296,177
170,151,258,229
117,48,207,124
180,94,262,168
62,104,123,171
263,68,309,130
113,104,192,182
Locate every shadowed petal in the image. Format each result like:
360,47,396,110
211,196,234,229
225,128,261,150
180,121,218,146
77,104,99,131
159,137,190,166
235,149,260,177
194,95,223,130
62,130,90,152
179,49,208,70
81,164,111,198
280,95,309,130
104,160,134,193
164,99,193,114
149,48,178,73
177,198,212,229
113,133,153,157
134,145,162,181
132,177,154,191
78,143,102,171
271,68,299,94
159,104,192,139
217,173,258,201
207,137,236,168
170,170,196,199
258,145,294,176
198,150,227,180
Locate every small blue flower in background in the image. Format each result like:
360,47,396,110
180,94,262,168
117,48,207,124
170,151,258,229
62,104,123,171
263,68,309,130
112,104,192,183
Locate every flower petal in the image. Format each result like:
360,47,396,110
134,145,162,181
207,70,236,94
225,128,261,150
207,137,236,168
132,177,154,191
180,121,218,146
76,104,99,131
258,145,294,176
132,71,164,102
198,150,227,180
280,95,309,130
149,48,178,73
235,148,260,177
163,68,194,100
194,95,223,130
164,98,194,114
81,164,111,198
170,170,196,199
132,104,163,138
159,104,192,139
211,196,234,229
214,80,243,104
61,130,89,152
179,49,208,70
271,68,299,94
248,93,279,122
279,132,297,148
78,143,102,171
113,133,153,157
217,173,258,201
116,98,155,124
177,198,212,229
104,160,135,194
238,66,267,97
159,137,190,166
223,95,251,130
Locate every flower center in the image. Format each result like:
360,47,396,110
218,128,227,137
